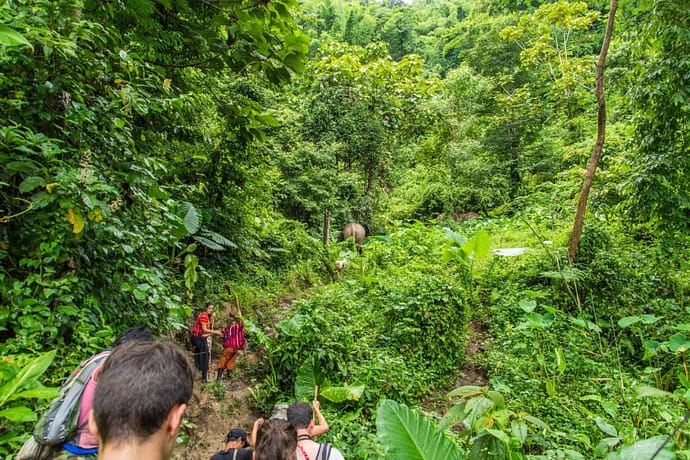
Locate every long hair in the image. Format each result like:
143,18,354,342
254,419,297,460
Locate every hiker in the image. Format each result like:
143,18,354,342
191,302,222,384
216,305,246,382
253,418,297,460
287,401,345,460
88,340,194,460
210,428,252,460
17,326,154,460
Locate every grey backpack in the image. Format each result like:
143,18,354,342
34,350,109,445
17,351,110,460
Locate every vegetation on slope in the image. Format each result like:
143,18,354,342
2,0,690,458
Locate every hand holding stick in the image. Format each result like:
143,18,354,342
311,386,329,437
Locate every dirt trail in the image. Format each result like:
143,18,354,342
174,347,262,460
172,308,489,459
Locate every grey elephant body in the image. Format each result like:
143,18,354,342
342,222,366,254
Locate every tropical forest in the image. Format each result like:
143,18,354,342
1,0,689,458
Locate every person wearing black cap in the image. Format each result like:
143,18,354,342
210,427,253,460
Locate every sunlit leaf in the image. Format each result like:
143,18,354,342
376,399,464,460
555,347,566,373
668,333,690,353
618,316,640,328
66,208,84,234
0,351,56,407
0,25,33,49
0,405,36,422
461,230,490,260
321,384,365,402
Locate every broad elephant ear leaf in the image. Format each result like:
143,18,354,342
376,399,465,460
295,358,325,401
320,384,365,403
295,359,364,402
461,230,490,261
179,201,200,235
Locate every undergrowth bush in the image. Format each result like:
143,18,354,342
260,223,471,411
475,217,690,458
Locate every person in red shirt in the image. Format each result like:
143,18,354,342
191,302,221,384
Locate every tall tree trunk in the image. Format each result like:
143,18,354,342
568,0,618,264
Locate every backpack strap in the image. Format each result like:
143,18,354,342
316,443,332,460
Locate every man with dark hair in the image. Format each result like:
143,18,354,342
287,401,345,460
210,427,252,460
88,341,194,460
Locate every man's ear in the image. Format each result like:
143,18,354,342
88,408,100,443
166,403,187,437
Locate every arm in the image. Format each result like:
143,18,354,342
249,417,263,447
200,321,221,337
309,400,329,437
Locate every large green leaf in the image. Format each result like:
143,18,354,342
295,358,325,401
203,230,237,248
0,351,56,407
0,405,36,422
447,385,485,399
0,25,33,49
193,236,225,250
245,319,273,347
295,359,364,402
438,401,467,432
179,202,200,235
276,314,309,336
376,399,464,460
605,435,673,460
18,176,45,194
320,384,365,403
461,230,490,261
8,387,59,402
469,432,507,460
668,333,690,353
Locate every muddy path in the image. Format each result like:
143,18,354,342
174,346,263,460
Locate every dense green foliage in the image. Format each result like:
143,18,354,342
3,0,690,458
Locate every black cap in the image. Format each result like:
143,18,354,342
225,428,248,447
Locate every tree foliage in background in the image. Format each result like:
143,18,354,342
0,0,307,354
275,39,437,230
622,0,690,232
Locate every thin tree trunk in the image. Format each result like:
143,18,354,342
323,209,330,247
568,0,618,264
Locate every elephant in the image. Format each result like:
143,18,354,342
342,222,366,254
